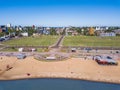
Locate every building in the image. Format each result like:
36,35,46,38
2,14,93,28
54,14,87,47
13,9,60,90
0,25,8,32
114,29,120,35
21,32,28,36
0,28,2,33
65,27,78,36
95,26,109,31
100,32,116,37
6,23,11,28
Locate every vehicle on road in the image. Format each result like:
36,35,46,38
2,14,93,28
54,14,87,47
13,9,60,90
0,38,5,41
17,54,26,59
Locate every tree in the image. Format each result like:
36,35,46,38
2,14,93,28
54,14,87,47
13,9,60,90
15,30,21,36
0,33,4,37
76,28,82,35
8,27,14,33
81,27,88,35
105,29,114,33
50,28,57,35
7,27,15,35
28,29,35,36
89,27,94,35
61,28,66,35
25,27,36,36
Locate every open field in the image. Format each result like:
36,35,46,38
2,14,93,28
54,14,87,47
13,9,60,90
1,35,59,46
0,48,18,52
63,36,120,47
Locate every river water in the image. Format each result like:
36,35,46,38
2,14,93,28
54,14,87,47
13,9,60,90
0,78,120,90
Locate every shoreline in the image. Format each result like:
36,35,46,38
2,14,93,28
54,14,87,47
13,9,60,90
1,74,120,84
0,56,120,84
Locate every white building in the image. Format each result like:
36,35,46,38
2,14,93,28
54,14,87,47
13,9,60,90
6,23,11,27
21,32,28,36
95,26,109,31
100,32,116,37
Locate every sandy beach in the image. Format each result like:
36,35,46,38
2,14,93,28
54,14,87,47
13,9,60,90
0,56,120,84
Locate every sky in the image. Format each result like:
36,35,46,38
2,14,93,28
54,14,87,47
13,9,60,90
0,0,120,26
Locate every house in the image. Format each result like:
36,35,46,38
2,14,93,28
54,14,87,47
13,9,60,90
66,29,78,36
35,27,50,35
100,32,116,37
21,32,28,36
36,27,44,34
95,26,109,31
114,29,120,35
56,27,64,35
43,27,50,35
0,28,2,33
0,25,8,32
6,23,11,28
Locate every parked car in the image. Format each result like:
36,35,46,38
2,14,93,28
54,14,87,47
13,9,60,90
0,38,5,41
94,56,108,64
94,55,118,65
85,48,92,53
4,36,10,40
0,36,10,42
17,54,26,59
106,56,118,65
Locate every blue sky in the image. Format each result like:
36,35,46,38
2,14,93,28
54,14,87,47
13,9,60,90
0,0,120,26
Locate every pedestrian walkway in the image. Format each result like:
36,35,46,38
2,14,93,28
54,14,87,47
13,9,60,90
50,35,65,48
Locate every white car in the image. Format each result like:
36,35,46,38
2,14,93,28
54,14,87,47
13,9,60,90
94,55,118,65
105,56,118,65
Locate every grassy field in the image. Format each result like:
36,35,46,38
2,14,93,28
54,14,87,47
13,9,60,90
1,35,59,46
0,47,18,52
63,36,120,47
0,48,50,52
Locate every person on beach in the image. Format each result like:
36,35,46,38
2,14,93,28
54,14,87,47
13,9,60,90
6,65,10,69
27,73,31,76
6,65,13,71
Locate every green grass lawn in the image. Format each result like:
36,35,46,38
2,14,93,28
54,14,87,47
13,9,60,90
63,36,120,47
1,47,18,52
1,35,59,46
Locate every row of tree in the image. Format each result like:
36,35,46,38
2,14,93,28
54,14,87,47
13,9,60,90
68,27,120,36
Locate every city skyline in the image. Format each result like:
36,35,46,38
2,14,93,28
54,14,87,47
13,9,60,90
0,0,120,26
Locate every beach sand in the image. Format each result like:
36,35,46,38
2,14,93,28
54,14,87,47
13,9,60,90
0,56,120,84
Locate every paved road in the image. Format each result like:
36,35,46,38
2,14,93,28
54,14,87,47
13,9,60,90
51,35,65,48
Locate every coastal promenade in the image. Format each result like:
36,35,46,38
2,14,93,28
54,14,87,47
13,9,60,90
0,35,120,84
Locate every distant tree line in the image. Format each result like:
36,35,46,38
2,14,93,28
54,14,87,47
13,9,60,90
1,26,120,37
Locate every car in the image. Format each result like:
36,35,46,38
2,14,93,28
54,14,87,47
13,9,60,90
17,54,26,59
0,38,5,41
94,56,108,64
106,56,118,65
94,55,118,65
85,48,92,53
4,36,10,40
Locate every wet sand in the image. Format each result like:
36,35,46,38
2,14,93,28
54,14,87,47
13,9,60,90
0,56,120,84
